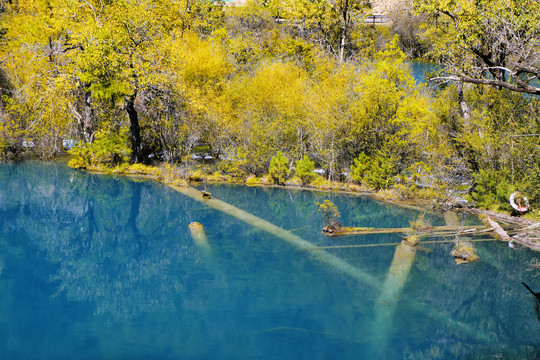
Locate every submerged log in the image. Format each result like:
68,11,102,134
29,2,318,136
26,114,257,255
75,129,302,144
188,221,212,258
175,185,381,289
369,242,417,358
111,179,491,343
444,211,461,228
81,168,500,342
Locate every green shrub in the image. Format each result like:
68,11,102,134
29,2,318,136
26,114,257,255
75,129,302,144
245,175,263,186
312,175,332,190
206,171,233,183
294,156,316,185
350,152,370,184
316,200,340,228
467,169,515,211
522,165,540,209
218,159,248,179
285,176,303,186
188,169,206,181
368,151,397,190
350,151,396,190
125,163,158,175
269,151,289,185
68,127,132,168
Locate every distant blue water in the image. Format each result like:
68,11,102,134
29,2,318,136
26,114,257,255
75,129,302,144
409,60,440,83
0,162,539,359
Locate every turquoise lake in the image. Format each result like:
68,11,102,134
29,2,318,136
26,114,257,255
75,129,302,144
0,161,539,359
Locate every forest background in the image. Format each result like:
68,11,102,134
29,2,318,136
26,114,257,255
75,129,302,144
0,0,539,214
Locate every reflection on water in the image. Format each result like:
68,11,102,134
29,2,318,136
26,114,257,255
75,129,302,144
0,162,539,359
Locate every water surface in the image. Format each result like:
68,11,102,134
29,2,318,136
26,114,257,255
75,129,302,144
0,162,538,359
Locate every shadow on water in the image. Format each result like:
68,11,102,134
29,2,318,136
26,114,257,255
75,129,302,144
0,163,539,359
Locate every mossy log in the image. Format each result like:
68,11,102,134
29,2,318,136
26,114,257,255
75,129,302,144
451,241,479,264
323,225,482,236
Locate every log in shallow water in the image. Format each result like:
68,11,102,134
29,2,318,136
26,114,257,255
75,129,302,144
324,225,484,236
111,173,492,343
170,185,490,343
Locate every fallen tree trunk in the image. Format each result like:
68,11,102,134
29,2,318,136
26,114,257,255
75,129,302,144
511,233,540,252
466,207,536,227
368,242,417,358
324,225,482,236
85,169,492,342
175,185,381,289
480,215,511,241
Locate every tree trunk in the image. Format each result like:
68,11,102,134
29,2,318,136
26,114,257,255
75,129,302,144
125,92,141,163
338,0,350,64
480,215,511,242
81,84,95,143
456,82,471,128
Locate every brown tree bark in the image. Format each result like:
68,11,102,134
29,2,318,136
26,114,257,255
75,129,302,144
125,92,141,163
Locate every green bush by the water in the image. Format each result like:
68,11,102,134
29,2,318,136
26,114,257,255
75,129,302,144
269,151,289,185
350,150,397,190
294,156,316,185
467,170,515,211
68,128,131,168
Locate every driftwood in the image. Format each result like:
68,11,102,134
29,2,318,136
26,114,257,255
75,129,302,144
480,215,511,241
476,214,540,251
466,207,536,227
307,238,498,251
523,223,540,231
511,233,540,252
323,225,482,237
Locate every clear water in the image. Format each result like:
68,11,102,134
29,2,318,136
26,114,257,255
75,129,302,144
0,162,539,359
409,60,440,83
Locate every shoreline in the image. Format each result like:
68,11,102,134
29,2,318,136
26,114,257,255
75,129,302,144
96,164,540,252
17,156,540,250
79,161,540,222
